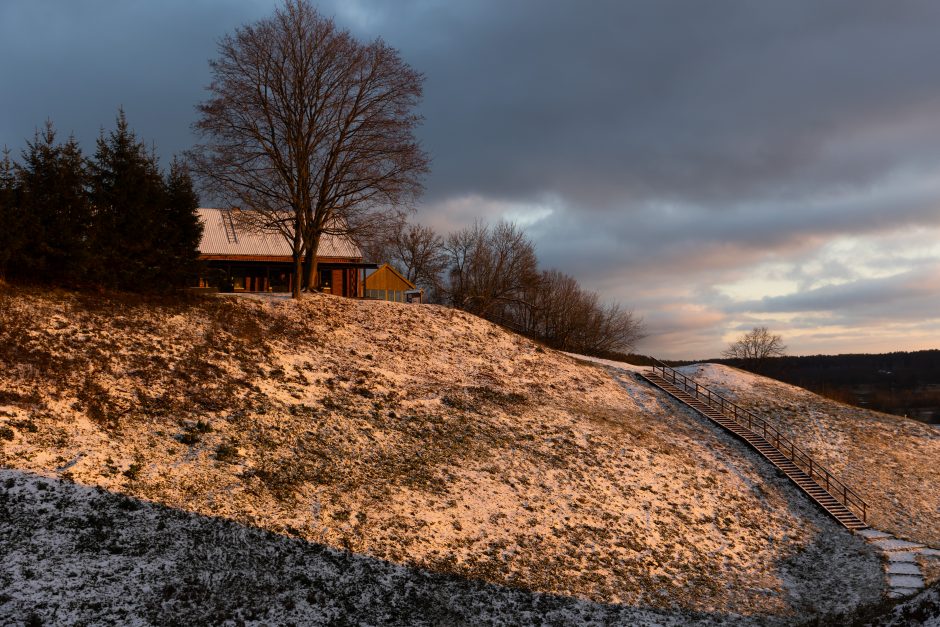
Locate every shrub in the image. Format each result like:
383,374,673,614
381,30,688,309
123,462,143,481
215,441,240,463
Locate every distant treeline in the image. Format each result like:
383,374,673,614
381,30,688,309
0,112,202,291
715,350,940,424
366,220,647,356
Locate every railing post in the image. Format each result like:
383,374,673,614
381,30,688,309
648,359,868,527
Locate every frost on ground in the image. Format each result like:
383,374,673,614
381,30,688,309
0,468,708,626
0,288,888,622
674,363,940,548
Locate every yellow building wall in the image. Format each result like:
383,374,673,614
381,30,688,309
364,266,413,291
364,265,416,302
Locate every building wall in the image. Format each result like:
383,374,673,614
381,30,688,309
198,258,362,296
363,265,417,302
364,266,412,292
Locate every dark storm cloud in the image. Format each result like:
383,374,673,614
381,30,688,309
0,0,270,160
344,0,940,210
6,0,940,213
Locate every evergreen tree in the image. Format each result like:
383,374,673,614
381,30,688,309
89,110,168,290
0,147,24,281
158,158,203,287
3,111,203,291
15,122,91,283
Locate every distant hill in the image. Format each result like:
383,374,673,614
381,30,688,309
713,351,940,424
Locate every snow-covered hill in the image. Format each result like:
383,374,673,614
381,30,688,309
0,287,932,624
676,363,940,549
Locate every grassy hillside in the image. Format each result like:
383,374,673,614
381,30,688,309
0,287,912,623
1,468,702,626
680,364,940,551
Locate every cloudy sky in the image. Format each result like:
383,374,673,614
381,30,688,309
3,1,940,359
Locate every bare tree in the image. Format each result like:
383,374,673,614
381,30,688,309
442,220,540,316
526,269,645,354
722,326,787,364
392,222,447,291
436,217,645,354
355,209,406,265
583,301,647,354
191,0,429,297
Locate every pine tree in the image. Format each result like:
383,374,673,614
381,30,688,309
89,110,168,290
14,122,91,284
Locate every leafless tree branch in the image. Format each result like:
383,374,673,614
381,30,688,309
189,0,429,297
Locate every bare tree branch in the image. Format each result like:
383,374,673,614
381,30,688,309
722,326,787,366
189,0,429,297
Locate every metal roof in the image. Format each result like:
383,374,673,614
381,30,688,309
197,207,362,260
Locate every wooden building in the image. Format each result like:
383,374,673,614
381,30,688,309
195,207,375,296
363,263,424,303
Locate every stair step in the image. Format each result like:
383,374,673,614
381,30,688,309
641,370,869,532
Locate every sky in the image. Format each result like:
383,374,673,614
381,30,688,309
2,1,940,359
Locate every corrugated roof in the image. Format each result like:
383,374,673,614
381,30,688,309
197,207,362,260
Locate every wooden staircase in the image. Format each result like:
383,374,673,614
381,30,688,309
641,364,869,531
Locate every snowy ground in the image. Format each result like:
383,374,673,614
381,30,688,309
0,288,912,623
673,363,940,550
0,468,717,626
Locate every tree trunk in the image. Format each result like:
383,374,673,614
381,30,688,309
292,253,302,299
304,231,322,292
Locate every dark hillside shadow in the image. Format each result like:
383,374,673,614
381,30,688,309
0,469,751,626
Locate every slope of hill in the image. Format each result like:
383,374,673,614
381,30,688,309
0,287,918,623
678,363,940,551
0,468,698,626
715,352,940,425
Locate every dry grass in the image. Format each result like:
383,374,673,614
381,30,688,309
681,363,940,548
0,287,889,620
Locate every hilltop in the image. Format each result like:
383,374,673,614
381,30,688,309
0,287,937,624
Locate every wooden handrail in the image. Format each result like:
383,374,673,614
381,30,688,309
649,361,867,522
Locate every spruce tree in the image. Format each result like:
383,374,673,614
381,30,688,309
19,121,91,283
89,110,168,290
0,148,23,281
16,122,91,284
158,158,203,287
